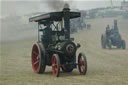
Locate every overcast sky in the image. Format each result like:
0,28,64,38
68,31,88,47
0,0,126,18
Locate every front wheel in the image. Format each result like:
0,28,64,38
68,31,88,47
78,53,87,75
52,54,60,77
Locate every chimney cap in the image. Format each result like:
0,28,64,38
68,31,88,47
64,3,70,9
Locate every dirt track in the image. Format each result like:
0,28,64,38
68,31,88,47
0,17,128,85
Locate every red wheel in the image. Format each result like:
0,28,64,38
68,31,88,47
78,53,87,75
31,43,46,73
52,54,60,77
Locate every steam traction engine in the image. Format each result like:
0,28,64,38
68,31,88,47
29,4,87,77
101,20,126,49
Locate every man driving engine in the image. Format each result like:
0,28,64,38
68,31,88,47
42,21,52,47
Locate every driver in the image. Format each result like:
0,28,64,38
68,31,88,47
106,25,111,37
105,25,111,42
42,22,52,47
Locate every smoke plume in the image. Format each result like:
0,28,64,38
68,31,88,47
44,0,72,11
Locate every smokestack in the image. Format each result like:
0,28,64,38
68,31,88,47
63,3,70,9
62,3,70,39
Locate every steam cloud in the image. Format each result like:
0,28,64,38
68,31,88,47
44,0,72,11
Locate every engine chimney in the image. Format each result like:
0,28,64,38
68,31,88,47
62,3,70,39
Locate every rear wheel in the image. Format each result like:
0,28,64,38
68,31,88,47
78,53,87,75
122,40,126,49
52,54,60,77
31,43,46,73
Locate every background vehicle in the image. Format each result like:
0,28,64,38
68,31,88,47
101,20,126,49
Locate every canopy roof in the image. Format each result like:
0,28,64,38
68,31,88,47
29,11,80,22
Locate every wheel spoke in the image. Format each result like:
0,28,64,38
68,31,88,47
34,60,39,65
80,65,84,72
52,54,60,77
32,51,38,56
55,68,57,73
52,56,56,74
80,60,84,65
55,64,57,68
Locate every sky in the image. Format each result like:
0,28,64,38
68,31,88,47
0,0,125,18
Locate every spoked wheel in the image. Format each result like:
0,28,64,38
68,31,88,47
52,54,60,77
31,43,46,73
78,53,87,75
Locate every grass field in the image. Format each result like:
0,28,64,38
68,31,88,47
0,17,128,85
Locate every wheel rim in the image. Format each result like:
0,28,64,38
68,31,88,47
78,53,87,75
32,44,40,72
79,56,85,73
52,55,58,76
